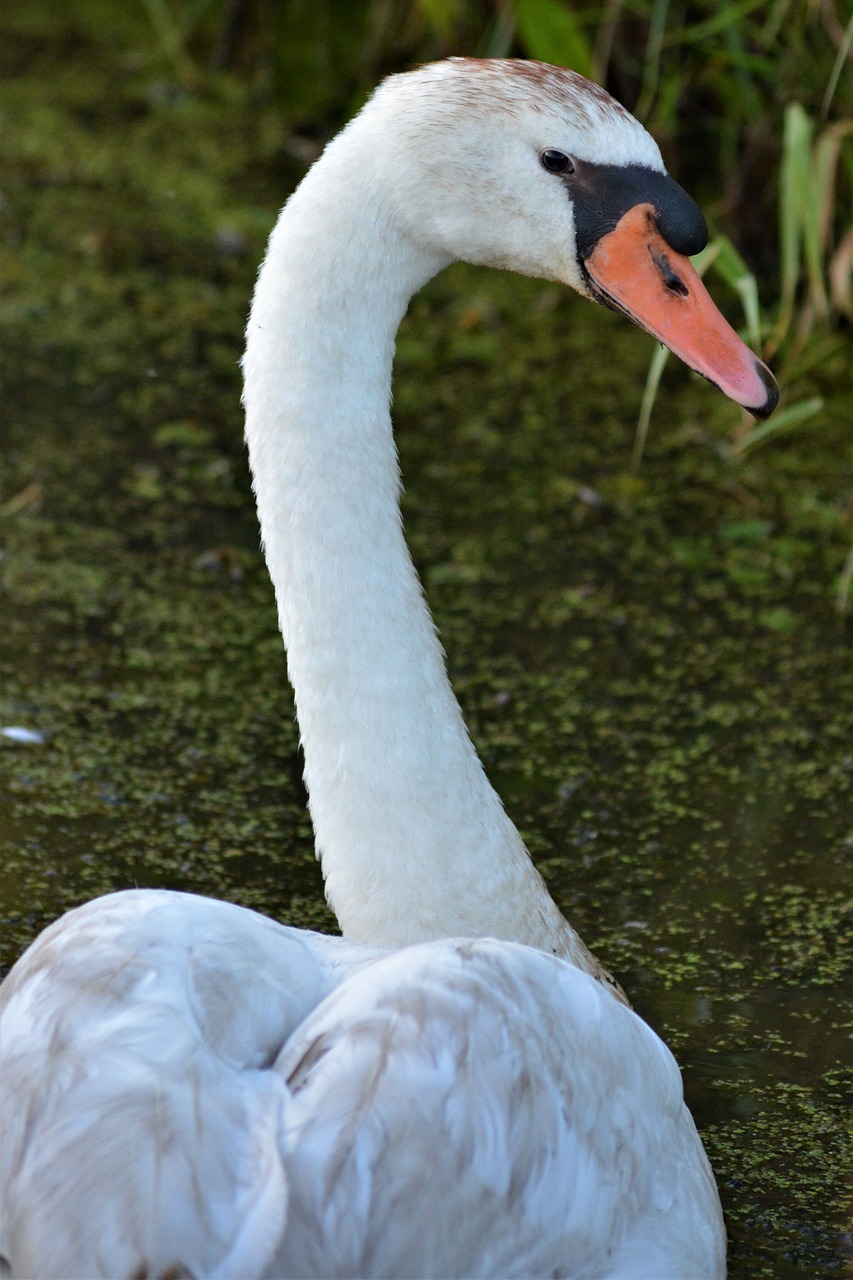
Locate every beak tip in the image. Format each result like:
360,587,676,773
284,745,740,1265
748,359,779,420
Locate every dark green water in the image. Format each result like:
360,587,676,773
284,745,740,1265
1,5,851,1276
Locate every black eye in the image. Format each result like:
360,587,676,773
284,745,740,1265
540,149,575,175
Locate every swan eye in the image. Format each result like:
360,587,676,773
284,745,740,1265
540,149,575,175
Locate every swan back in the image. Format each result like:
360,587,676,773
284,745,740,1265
0,897,723,1279
0,892,378,1278
271,939,724,1278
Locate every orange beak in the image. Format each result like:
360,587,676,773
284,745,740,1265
583,204,778,418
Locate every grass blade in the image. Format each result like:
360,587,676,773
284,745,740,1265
769,103,814,354
632,343,670,471
514,0,594,77
707,234,763,350
731,396,824,455
822,7,853,119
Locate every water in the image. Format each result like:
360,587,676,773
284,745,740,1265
0,13,851,1265
2,271,850,1275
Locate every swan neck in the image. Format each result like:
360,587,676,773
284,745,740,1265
243,144,585,961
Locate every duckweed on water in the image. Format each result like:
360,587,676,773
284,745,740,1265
1,4,851,1276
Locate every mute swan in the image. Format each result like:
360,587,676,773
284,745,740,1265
0,58,777,1280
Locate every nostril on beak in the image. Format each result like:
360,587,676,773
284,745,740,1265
663,269,688,297
649,246,689,297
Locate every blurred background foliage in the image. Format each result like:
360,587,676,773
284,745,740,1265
143,0,853,330
8,0,853,424
139,0,853,585
3,0,852,603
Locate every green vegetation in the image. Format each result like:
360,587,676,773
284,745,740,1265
0,4,850,1278
137,0,853,594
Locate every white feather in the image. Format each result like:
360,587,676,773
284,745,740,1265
0,59,726,1279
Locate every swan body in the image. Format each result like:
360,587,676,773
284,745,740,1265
0,891,720,1279
0,58,777,1279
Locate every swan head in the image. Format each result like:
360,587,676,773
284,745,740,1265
348,58,778,418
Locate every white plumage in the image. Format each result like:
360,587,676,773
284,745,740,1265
0,893,722,1278
0,58,767,1278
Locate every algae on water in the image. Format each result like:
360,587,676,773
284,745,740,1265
0,5,851,1277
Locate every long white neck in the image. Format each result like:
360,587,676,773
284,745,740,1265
243,118,601,972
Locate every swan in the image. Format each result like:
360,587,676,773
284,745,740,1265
0,58,777,1280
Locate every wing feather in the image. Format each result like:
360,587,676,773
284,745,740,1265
270,939,724,1279
0,891,369,1279
0,897,723,1279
